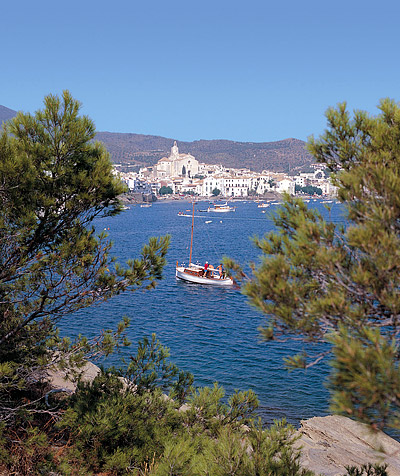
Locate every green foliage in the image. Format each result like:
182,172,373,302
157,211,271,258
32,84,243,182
344,463,388,476
183,383,259,437
151,419,313,476
58,369,310,476
0,91,169,424
118,333,194,402
329,327,400,429
0,320,311,475
0,426,58,476
159,185,173,195
59,373,182,473
295,184,323,195
227,99,400,431
212,188,221,196
150,435,199,476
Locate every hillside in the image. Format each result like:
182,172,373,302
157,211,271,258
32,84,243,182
0,105,17,124
0,104,314,172
96,132,314,173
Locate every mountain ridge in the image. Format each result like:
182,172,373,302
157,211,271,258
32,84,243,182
0,105,314,173
0,105,18,124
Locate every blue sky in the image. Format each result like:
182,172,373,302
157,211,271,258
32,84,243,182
2,0,400,142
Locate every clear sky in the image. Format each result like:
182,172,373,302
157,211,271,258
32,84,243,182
2,0,400,143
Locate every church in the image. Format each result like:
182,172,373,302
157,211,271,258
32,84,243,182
155,141,199,178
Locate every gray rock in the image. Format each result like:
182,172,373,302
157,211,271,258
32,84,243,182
47,361,101,392
296,415,400,476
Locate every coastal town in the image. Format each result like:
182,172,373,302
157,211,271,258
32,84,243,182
115,141,338,202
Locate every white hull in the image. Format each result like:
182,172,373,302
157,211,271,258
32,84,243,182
207,207,235,213
176,267,234,286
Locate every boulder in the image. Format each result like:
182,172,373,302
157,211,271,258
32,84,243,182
47,361,101,392
296,415,400,476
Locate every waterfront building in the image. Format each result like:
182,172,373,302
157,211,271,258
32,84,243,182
274,177,295,195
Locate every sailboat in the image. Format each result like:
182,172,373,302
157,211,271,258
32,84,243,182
175,202,234,286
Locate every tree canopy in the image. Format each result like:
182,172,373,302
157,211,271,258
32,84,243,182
227,99,400,431
159,185,173,195
0,91,169,422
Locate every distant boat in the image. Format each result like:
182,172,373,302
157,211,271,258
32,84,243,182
140,203,152,208
207,202,235,213
176,202,234,286
257,202,270,208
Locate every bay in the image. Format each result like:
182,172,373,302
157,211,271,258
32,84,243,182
61,199,346,426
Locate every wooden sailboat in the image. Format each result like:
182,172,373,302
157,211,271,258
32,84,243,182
175,202,234,286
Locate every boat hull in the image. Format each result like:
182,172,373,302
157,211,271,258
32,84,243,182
207,207,235,212
176,267,234,286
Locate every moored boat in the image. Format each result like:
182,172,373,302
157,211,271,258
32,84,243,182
176,263,233,286
176,202,234,286
207,202,235,213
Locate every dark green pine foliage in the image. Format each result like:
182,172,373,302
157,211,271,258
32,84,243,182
57,335,311,475
0,91,170,423
225,99,400,431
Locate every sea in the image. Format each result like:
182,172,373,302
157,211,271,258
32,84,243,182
60,199,346,428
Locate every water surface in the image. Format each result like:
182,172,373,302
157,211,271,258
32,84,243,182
62,199,345,426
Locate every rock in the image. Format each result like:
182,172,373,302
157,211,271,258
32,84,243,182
47,361,101,392
296,415,400,476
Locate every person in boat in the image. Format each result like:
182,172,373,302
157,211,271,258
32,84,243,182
217,264,225,279
207,264,214,278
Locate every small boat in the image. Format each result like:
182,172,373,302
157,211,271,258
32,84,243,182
207,202,235,213
176,202,234,286
140,203,152,208
257,202,269,208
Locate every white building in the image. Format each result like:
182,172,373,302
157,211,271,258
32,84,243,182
223,176,252,197
293,175,307,187
202,175,225,197
275,177,295,195
155,142,199,179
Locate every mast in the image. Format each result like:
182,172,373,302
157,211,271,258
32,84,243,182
189,200,194,265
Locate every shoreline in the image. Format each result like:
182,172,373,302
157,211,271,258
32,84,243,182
121,192,337,205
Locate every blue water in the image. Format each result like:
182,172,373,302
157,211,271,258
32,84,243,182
61,199,346,427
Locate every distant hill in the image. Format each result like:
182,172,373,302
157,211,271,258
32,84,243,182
96,132,314,173
0,104,314,172
0,105,17,124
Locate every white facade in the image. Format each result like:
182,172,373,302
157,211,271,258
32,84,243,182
294,176,306,187
155,142,199,179
202,176,225,197
319,180,338,196
223,177,251,197
275,178,295,195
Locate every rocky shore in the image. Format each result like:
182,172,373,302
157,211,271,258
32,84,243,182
296,415,400,476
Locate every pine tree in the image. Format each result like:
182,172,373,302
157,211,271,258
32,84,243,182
0,91,170,423
226,99,400,431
